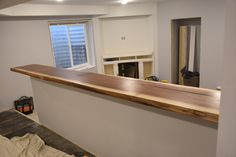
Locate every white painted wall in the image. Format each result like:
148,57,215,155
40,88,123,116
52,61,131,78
101,16,153,55
216,0,236,156
0,3,111,111
93,3,158,73
0,20,54,111
32,78,218,157
0,19,98,111
157,0,225,89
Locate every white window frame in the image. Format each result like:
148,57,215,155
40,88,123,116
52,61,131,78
49,20,95,70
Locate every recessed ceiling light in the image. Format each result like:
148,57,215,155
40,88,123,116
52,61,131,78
120,0,129,5
56,0,64,2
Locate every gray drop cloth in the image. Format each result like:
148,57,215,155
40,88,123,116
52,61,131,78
0,133,75,157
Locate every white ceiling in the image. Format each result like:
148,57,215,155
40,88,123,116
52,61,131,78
28,0,162,5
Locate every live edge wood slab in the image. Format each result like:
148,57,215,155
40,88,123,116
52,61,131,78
11,64,220,123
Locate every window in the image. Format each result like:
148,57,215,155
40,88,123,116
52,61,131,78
49,22,92,69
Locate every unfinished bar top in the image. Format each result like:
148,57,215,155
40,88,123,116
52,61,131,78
11,64,220,123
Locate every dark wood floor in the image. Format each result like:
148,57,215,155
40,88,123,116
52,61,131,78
0,110,95,157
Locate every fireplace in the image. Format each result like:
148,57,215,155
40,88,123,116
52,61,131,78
118,62,139,78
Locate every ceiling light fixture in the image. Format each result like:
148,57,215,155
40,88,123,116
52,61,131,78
56,0,64,2
120,0,129,5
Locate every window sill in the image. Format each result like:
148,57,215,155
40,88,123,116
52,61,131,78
70,64,96,71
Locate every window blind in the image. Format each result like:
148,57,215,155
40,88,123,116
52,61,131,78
50,24,88,68
68,25,87,66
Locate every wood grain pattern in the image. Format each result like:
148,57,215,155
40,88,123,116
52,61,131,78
11,64,221,123
0,110,95,157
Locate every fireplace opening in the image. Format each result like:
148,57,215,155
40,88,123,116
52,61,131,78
118,62,139,79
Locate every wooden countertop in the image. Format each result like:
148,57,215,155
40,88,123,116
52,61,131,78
11,64,220,123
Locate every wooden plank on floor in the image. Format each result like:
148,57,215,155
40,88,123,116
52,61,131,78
189,26,196,72
179,26,188,85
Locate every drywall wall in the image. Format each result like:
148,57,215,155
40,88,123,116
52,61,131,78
157,0,225,89
93,3,158,73
32,78,218,157
100,15,153,55
216,0,236,156
0,19,97,111
0,20,54,111
0,3,110,111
